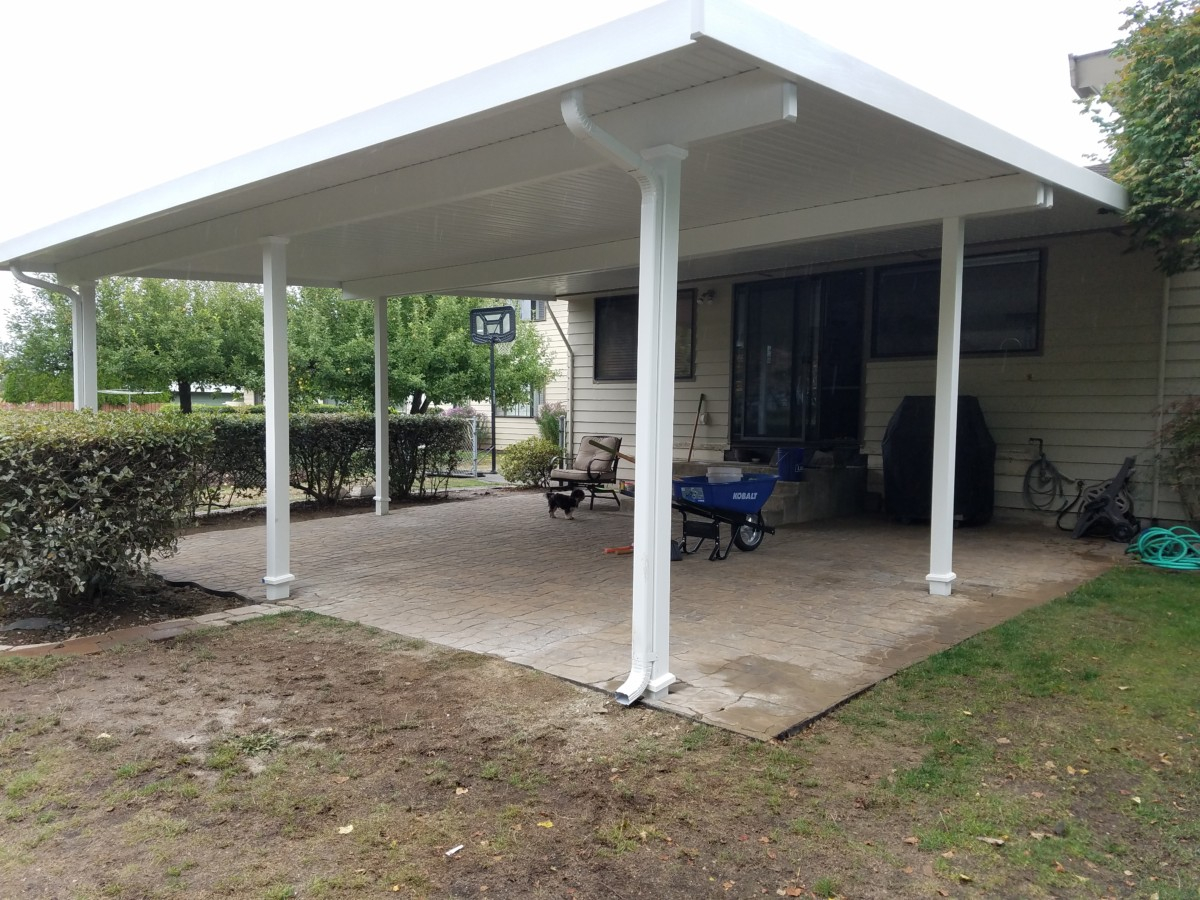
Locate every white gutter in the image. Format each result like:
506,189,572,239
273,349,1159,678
562,88,682,706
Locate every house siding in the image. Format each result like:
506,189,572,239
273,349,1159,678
477,301,571,449
566,232,1195,523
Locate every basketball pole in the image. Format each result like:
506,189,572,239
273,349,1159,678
489,340,498,474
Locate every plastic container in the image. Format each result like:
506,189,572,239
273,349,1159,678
673,474,779,513
776,447,805,481
706,465,743,483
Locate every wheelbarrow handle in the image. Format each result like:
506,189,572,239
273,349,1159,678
587,438,636,465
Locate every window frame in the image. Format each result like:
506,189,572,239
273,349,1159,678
870,249,1045,360
593,289,696,382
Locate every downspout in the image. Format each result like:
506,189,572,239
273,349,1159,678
1152,274,1172,523
9,265,79,305
545,300,574,454
10,265,96,412
562,88,681,706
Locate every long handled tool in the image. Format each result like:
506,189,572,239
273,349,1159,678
687,393,706,462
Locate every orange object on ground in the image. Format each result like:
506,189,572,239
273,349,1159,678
603,545,634,555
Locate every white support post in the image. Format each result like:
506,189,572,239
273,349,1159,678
628,144,687,701
73,281,98,411
927,217,965,596
374,295,390,516
261,237,295,601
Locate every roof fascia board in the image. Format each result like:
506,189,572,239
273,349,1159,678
58,69,796,283
692,0,1128,212
343,174,1051,297
0,0,699,272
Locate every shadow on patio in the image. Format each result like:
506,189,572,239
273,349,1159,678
155,490,1123,739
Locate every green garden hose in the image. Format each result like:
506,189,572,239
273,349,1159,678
1127,526,1200,570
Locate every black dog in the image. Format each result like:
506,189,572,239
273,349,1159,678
546,489,586,519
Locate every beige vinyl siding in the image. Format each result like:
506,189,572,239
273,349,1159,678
481,302,571,449
568,282,732,462
564,233,1196,524
863,232,1173,520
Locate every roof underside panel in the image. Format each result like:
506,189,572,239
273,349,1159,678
0,0,1126,300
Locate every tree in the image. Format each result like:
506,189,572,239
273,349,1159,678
1,284,75,403
101,278,264,412
289,290,555,413
1092,0,1200,275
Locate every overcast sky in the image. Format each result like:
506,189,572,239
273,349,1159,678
0,0,1128,338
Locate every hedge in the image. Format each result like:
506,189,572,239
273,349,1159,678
0,411,211,609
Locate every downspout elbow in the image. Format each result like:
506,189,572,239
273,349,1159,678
613,664,653,707
10,264,80,303
561,89,652,185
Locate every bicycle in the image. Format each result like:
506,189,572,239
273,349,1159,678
1023,438,1074,512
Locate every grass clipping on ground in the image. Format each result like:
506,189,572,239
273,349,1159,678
1,565,1197,899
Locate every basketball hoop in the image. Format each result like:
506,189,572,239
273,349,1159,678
469,306,517,474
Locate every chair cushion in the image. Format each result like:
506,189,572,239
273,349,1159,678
551,467,615,484
573,435,621,473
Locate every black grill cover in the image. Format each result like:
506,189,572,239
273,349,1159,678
881,395,995,526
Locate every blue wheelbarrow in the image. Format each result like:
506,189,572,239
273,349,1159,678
672,474,778,561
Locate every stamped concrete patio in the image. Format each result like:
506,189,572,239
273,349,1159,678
155,490,1123,739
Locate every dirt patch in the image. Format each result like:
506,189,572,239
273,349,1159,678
0,614,947,900
3,608,1185,900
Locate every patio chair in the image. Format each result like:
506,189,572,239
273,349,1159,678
550,435,623,509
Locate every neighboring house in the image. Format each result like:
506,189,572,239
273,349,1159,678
476,298,572,450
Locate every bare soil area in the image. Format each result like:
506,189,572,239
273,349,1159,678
2,614,941,899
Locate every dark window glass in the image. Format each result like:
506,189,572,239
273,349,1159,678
594,290,695,381
872,250,1043,358
731,271,865,445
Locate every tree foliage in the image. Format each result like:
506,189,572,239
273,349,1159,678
289,289,555,413
2,279,554,412
1,285,74,402
1093,0,1200,274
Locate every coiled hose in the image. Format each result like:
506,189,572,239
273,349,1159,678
1127,526,1200,570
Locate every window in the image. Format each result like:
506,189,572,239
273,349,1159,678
499,386,544,418
731,271,865,445
593,290,695,381
872,250,1043,358
517,299,547,322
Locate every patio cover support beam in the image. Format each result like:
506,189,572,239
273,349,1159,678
73,281,98,412
261,237,295,601
562,89,684,705
8,267,96,411
927,217,965,596
374,295,390,517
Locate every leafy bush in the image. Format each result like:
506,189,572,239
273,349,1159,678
536,402,566,449
498,436,559,487
0,410,211,609
388,414,470,500
1155,395,1200,522
190,411,268,515
289,413,376,507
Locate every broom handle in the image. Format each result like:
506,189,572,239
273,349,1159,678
687,393,705,462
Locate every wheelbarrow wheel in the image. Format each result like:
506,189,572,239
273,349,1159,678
733,514,766,552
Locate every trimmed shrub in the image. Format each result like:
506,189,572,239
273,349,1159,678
289,412,376,507
190,411,268,515
0,410,212,609
388,414,470,500
498,436,559,487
